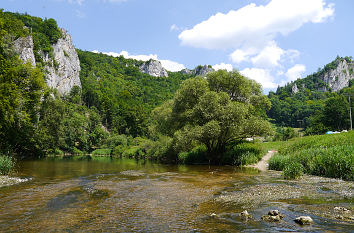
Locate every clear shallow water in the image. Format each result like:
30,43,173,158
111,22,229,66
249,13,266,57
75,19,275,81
0,157,352,232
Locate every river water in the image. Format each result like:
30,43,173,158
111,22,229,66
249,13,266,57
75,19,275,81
0,157,353,232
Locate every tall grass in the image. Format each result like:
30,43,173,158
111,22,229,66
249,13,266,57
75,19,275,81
222,142,266,166
0,155,15,175
269,131,354,180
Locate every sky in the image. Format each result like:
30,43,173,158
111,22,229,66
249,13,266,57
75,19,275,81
2,0,354,93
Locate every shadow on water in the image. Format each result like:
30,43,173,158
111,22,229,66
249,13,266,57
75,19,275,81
0,156,352,232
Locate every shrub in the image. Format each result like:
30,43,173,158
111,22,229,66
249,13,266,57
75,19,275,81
0,155,15,175
221,142,266,166
283,162,303,179
92,148,112,156
178,145,207,164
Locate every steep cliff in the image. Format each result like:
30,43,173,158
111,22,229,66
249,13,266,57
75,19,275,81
12,36,36,67
287,57,354,94
43,29,81,95
139,59,168,77
12,29,81,95
321,59,354,92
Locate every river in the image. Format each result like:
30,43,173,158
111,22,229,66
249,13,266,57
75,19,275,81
0,156,352,232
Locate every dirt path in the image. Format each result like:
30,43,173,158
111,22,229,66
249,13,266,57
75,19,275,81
246,150,277,172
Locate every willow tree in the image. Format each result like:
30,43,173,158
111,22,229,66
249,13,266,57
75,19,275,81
151,70,273,164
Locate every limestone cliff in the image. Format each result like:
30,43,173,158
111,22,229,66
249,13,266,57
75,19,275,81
181,65,214,77
12,29,81,95
12,36,36,67
139,59,168,77
43,29,81,95
321,59,354,92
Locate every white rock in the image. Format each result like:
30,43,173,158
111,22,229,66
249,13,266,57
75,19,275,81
294,216,314,225
139,59,168,77
12,36,36,67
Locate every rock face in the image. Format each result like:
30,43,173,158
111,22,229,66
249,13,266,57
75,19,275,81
195,65,214,76
322,59,354,92
43,29,81,95
12,29,81,95
139,59,168,77
292,83,299,94
12,36,36,67
181,65,215,77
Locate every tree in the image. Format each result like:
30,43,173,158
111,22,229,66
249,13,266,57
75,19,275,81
151,70,273,164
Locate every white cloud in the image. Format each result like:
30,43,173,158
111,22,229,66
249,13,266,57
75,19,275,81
178,0,334,50
251,41,284,67
213,63,233,72
92,50,185,72
160,60,186,72
240,68,278,89
285,64,306,82
178,0,334,72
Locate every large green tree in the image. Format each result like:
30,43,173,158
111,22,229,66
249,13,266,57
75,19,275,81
151,70,273,163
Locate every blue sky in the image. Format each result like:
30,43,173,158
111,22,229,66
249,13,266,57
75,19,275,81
2,0,354,92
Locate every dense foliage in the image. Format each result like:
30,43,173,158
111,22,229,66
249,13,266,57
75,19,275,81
1,11,62,65
268,56,354,134
78,50,191,136
145,70,273,164
269,131,354,180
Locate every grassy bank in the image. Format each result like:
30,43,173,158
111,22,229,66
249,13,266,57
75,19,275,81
269,131,354,180
0,155,15,175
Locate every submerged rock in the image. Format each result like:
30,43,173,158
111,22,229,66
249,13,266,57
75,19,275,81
294,216,314,225
261,209,284,222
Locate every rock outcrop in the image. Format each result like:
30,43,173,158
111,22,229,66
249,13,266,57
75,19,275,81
12,29,81,95
12,36,36,67
322,59,354,92
43,29,81,95
181,65,215,77
139,59,168,77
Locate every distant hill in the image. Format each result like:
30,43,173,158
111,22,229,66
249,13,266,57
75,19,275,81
267,56,354,130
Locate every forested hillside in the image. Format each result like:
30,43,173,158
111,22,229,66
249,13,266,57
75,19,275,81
268,56,354,134
0,10,198,157
77,50,192,136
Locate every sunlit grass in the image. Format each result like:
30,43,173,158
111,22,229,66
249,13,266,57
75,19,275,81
269,131,354,180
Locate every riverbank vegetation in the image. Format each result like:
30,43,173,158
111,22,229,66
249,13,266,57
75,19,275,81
0,155,15,175
269,131,354,180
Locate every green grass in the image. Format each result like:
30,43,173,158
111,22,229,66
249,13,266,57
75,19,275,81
222,142,267,166
0,155,15,175
269,131,354,180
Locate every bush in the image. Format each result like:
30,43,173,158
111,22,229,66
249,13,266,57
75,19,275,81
92,148,112,156
178,145,207,164
221,142,266,166
283,162,303,179
0,155,15,175
71,147,84,155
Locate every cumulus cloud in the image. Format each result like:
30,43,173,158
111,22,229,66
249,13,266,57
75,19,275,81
251,41,284,67
285,64,306,82
178,0,334,74
213,63,233,72
92,50,185,72
240,68,278,89
178,0,334,50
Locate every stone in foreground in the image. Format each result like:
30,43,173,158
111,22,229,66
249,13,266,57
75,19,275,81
294,216,314,225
